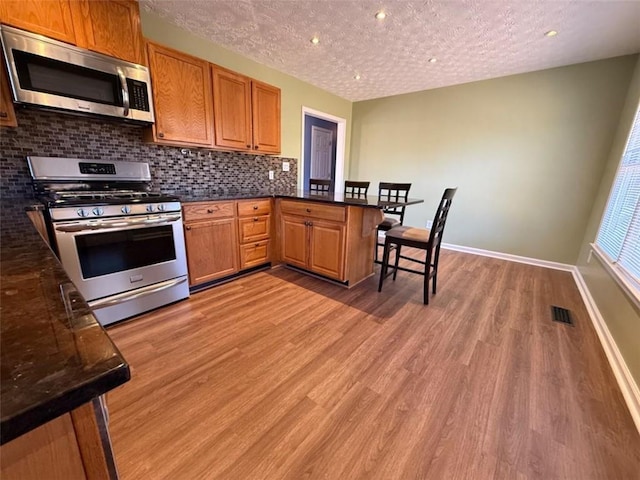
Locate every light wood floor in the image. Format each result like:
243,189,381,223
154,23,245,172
107,250,640,479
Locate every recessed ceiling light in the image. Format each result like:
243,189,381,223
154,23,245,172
544,30,558,37
310,36,320,45
428,57,437,63
375,11,386,20
354,74,361,80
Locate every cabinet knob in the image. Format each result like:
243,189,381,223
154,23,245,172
207,208,214,213
246,144,251,148
253,217,258,221
255,146,259,150
253,205,258,210
158,132,164,138
255,243,260,247
185,226,191,231
306,208,311,213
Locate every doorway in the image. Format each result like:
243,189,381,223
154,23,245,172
301,108,346,192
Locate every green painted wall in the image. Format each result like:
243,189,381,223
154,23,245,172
139,10,353,185
350,56,637,264
577,56,640,386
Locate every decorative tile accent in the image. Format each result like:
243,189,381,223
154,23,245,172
1,109,298,201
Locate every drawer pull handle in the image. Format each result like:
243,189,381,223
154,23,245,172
158,132,164,138
185,226,191,231
207,208,214,213
306,208,311,213
253,217,258,221
253,205,258,210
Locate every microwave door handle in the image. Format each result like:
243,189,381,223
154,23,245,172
117,68,130,117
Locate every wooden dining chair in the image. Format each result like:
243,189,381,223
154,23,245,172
309,178,332,193
376,182,411,262
378,188,457,305
344,180,370,196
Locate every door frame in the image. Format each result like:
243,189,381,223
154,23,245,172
301,107,346,192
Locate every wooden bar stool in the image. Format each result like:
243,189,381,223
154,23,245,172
378,188,457,305
309,179,332,192
344,180,370,196
376,182,411,262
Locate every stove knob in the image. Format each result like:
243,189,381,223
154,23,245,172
121,205,131,214
157,204,166,212
146,204,155,213
77,208,90,218
92,207,104,216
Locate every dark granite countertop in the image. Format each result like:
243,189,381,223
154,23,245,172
0,200,130,445
177,189,424,209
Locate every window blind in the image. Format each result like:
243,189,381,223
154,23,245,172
596,102,640,286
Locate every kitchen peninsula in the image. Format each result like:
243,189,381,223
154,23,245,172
180,191,423,288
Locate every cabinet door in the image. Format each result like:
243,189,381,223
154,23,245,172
252,80,281,154
71,0,144,64
184,218,238,286
281,216,308,269
309,220,346,280
1,62,17,128
0,0,76,44
212,66,252,150
147,42,214,147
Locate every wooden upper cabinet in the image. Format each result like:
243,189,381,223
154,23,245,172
212,65,281,154
1,62,18,128
146,41,214,147
71,0,144,65
252,80,281,154
0,0,77,44
212,66,252,151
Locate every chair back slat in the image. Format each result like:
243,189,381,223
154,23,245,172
309,179,332,192
429,188,457,247
344,180,370,196
378,182,411,221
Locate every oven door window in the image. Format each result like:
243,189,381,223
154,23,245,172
75,225,176,279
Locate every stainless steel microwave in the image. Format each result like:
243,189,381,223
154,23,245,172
0,25,154,124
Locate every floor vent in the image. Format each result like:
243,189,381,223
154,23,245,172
551,305,573,326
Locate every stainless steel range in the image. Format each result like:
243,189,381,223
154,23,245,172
28,156,189,326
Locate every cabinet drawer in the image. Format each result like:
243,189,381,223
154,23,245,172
237,199,271,216
280,200,346,222
183,202,235,221
240,240,270,269
238,215,270,243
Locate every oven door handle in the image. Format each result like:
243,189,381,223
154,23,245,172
89,277,188,309
55,215,182,232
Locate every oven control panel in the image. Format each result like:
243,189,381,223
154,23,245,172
50,202,182,221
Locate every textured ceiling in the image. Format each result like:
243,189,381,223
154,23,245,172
141,0,640,102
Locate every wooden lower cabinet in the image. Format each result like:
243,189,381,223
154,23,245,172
237,199,271,270
184,217,238,286
277,199,382,286
0,398,115,480
281,215,345,281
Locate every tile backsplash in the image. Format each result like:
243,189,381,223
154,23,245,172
1,108,298,200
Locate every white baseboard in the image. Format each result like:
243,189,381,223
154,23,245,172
441,243,575,271
439,242,640,433
572,269,640,434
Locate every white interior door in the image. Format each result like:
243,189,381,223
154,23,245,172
310,125,333,180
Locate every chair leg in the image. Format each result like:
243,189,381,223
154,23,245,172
392,245,401,281
424,249,434,305
378,237,391,293
432,245,441,295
